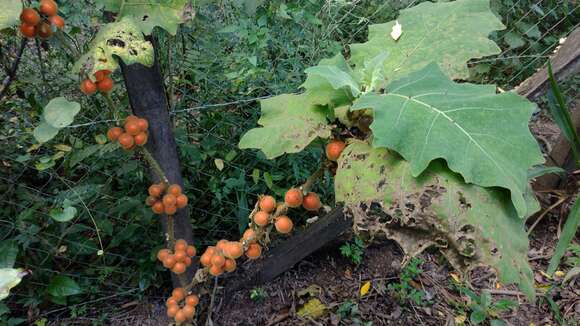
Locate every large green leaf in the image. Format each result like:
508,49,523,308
335,141,535,298
43,97,81,129
46,276,82,297
33,122,60,143
0,0,21,30
238,94,332,159
350,0,504,83
352,63,543,218
97,0,189,35
73,17,154,76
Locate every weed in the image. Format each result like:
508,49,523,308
340,236,365,265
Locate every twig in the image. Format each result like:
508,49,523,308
0,38,27,100
34,38,48,96
527,196,568,234
301,159,328,193
205,277,219,326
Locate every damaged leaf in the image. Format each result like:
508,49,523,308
335,141,535,299
297,298,326,319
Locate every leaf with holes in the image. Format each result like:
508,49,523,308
73,17,154,76
238,94,332,159
97,0,190,35
350,0,504,84
335,141,535,299
352,63,543,218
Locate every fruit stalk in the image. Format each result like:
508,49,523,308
301,159,328,194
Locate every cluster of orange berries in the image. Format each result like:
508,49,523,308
253,195,294,233
285,188,322,212
199,240,245,277
146,183,188,216
80,70,114,95
107,115,149,150
157,239,196,275
165,287,199,323
19,1,64,39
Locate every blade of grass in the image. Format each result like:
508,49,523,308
546,61,580,167
547,199,580,275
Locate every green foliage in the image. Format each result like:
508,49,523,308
0,0,21,30
459,288,517,325
548,199,580,275
249,287,267,302
336,300,373,326
339,236,365,265
34,97,82,143
388,257,429,306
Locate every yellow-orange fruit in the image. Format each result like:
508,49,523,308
183,256,192,266
20,8,40,26
224,242,243,259
134,132,148,146
157,249,170,262
302,192,322,211
205,246,216,256
325,139,346,161
242,229,257,243
97,76,113,93
174,250,186,262
284,188,303,208
216,239,228,251
186,245,196,257
80,79,97,95
211,254,225,268
162,255,176,269
136,118,149,131
209,264,223,276
172,262,186,274
148,184,163,198
48,15,65,29
125,115,139,124
164,204,177,216
253,211,270,226
172,288,186,301
176,194,188,208
166,305,179,318
19,23,36,38
39,0,58,16
166,297,178,307
275,216,294,234
145,196,157,206
200,253,212,267
224,258,236,272
185,294,199,307
94,70,111,82
163,194,177,207
182,305,195,319
118,133,134,150
37,22,52,39
174,309,186,323
107,127,123,141
259,195,276,213
124,120,141,136
167,184,182,196
152,201,165,214
245,243,262,259
174,239,187,252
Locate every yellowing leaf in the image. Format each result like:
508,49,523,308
0,268,27,301
360,281,371,297
297,298,326,319
214,159,224,171
455,315,467,324
390,20,402,40
450,272,461,283
554,270,565,278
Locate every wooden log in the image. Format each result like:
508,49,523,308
119,46,196,285
224,205,353,292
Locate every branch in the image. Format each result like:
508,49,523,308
0,38,28,101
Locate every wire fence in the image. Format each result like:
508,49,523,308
0,0,578,321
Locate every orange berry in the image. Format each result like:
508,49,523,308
124,120,141,136
224,258,237,272
97,76,113,93
167,184,182,196
275,216,294,234
80,79,97,95
37,22,52,39
175,239,187,252
136,118,149,131
246,243,262,259
174,309,186,323
302,192,322,211
94,70,111,82
106,127,123,141
166,305,179,318
166,297,178,307
152,201,165,214
211,254,225,268
224,242,243,259
39,0,58,16
185,294,199,307
20,8,40,26
174,250,186,262
183,256,192,266
172,262,186,274
134,132,148,146
200,253,212,267
145,196,157,206
284,188,303,208
259,195,276,213
176,194,188,208
172,288,186,301
163,194,177,207
253,211,270,226
209,264,223,276
163,255,176,269
182,305,195,319
186,245,196,257
19,23,36,38
48,15,65,29
125,115,139,124
118,133,135,150
164,204,177,216
216,239,228,251
157,249,170,261
326,139,346,161
148,184,164,198
242,229,257,243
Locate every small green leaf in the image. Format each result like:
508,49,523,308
504,32,525,49
470,309,487,324
548,199,580,275
0,241,18,268
0,0,22,30
264,172,274,189
49,206,77,223
33,122,60,143
43,97,81,129
252,169,260,184
46,276,82,297
214,158,224,171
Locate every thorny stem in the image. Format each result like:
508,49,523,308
139,147,170,184
167,215,175,246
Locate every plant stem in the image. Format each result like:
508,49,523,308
139,147,170,184
0,37,27,100
301,159,328,193
167,215,175,246
54,31,80,58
